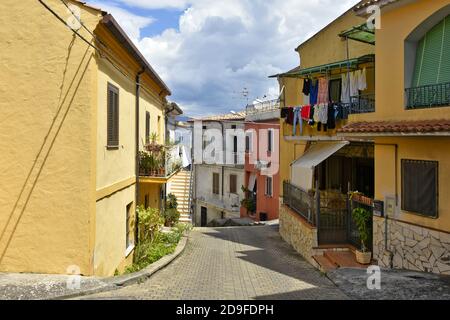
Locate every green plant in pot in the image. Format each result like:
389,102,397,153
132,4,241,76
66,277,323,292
163,194,180,227
240,186,256,215
352,207,372,264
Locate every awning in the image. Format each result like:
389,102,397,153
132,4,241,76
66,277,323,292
290,141,349,191
248,174,257,192
270,55,374,78
339,23,375,45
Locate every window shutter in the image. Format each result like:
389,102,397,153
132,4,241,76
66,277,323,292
145,112,150,144
413,16,450,87
230,175,237,194
268,130,273,152
213,173,220,195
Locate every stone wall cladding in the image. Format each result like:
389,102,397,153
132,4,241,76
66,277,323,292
373,216,450,275
279,205,318,265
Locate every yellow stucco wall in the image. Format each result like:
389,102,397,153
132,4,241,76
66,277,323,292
140,183,162,210
375,137,450,232
297,10,374,69
0,0,101,275
94,185,136,276
139,88,165,149
358,0,450,122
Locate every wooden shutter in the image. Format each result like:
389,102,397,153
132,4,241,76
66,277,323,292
268,129,273,152
230,175,237,194
413,15,450,87
107,83,119,147
213,173,220,195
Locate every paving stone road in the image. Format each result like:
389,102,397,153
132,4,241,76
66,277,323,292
80,225,348,300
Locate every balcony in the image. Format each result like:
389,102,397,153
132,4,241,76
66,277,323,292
350,93,375,114
245,99,280,121
139,144,182,183
406,82,450,109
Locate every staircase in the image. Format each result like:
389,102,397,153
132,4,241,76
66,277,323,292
312,246,369,273
168,169,193,224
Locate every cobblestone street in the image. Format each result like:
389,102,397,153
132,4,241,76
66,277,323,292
81,225,348,300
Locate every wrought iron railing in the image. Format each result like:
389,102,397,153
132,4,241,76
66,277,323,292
246,99,280,115
283,181,316,226
350,93,375,114
406,82,450,109
139,145,182,178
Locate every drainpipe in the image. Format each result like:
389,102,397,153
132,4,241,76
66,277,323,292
135,67,145,245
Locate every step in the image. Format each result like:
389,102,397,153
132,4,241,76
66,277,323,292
312,255,338,272
323,251,367,269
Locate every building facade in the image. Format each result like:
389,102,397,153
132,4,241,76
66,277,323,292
192,113,246,226
0,0,173,276
241,100,281,222
339,0,450,275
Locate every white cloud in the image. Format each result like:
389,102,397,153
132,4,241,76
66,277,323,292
89,0,361,117
89,1,155,43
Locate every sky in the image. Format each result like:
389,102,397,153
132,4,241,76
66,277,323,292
87,0,361,117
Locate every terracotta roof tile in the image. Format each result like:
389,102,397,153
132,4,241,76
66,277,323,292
338,119,450,135
191,111,246,122
354,0,402,12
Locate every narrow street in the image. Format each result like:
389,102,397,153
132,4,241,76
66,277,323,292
80,225,348,300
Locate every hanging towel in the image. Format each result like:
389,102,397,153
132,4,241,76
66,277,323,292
341,73,350,104
350,71,359,98
317,78,329,104
358,68,367,91
301,105,311,120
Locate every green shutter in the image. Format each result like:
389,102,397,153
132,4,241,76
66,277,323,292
438,15,450,84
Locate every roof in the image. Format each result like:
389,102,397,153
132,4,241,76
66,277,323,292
101,14,172,96
191,111,246,122
338,120,450,135
339,23,375,45
166,102,183,116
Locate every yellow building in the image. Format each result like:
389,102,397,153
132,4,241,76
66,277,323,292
0,0,174,276
272,8,377,265
339,0,450,274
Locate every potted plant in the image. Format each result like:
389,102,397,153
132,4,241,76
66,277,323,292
352,207,372,264
163,194,180,227
240,186,256,216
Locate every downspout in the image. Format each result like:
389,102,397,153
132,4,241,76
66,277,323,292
135,67,145,246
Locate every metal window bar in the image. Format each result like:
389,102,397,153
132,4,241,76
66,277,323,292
283,181,316,226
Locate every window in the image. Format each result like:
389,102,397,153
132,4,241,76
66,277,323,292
126,202,133,251
268,129,274,153
401,160,438,218
412,15,450,88
107,83,119,148
265,176,273,197
230,174,237,194
145,112,150,144
213,173,220,195
245,133,252,153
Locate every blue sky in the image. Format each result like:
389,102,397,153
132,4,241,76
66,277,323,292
88,0,361,117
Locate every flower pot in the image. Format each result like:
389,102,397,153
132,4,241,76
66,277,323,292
355,250,372,265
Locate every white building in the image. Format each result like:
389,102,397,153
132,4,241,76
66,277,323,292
191,112,246,226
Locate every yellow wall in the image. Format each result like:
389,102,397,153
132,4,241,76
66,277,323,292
357,0,450,122
297,11,374,69
140,183,162,210
139,88,165,149
0,0,101,275
94,185,136,276
375,137,450,232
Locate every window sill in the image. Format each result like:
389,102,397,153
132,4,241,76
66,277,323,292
107,145,120,151
125,244,135,258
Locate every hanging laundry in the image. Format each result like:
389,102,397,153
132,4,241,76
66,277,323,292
310,80,319,105
285,107,294,125
350,71,359,98
327,103,336,130
302,78,311,96
329,78,341,103
358,68,367,91
293,107,302,136
301,105,311,120
308,105,315,125
281,107,290,119
341,73,350,103
313,105,320,123
317,103,328,124
317,78,329,104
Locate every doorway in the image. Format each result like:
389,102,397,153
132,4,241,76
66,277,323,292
201,207,208,227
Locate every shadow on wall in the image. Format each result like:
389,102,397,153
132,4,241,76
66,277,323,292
0,39,94,265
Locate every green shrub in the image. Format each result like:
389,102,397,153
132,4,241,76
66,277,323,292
137,206,163,242
352,207,372,252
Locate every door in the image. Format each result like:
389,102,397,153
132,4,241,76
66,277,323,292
201,207,208,227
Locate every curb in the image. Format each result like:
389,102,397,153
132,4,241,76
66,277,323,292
50,234,189,300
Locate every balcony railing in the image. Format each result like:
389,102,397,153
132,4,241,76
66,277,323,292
283,181,316,226
350,93,375,114
406,82,450,109
246,99,280,115
139,145,182,178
